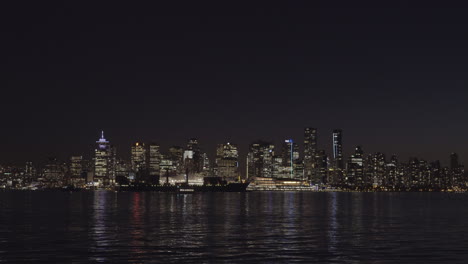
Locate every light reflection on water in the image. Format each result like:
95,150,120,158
1,191,468,263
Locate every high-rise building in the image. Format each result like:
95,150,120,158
186,138,203,172
372,152,386,188
147,143,161,184
304,127,317,181
131,142,146,172
43,157,65,181
70,156,83,178
25,161,35,179
386,155,398,189
159,154,177,184
346,146,364,188
408,158,420,188
169,146,184,174
314,150,328,184
247,141,275,179
131,142,147,182
332,129,344,170
449,153,464,187
450,153,459,170
94,131,115,185
215,142,239,181
281,139,299,178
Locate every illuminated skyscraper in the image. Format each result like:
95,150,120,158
94,131,115,185
25,161,35,178
169,146,184,174
147,143,161,183
332,129,344,170
386,155,398,189
131,142,146,171
450,153,464,187
216,142,239,181
43,157,65,181
186,138,203,172
346,146,364,187
70,156,83,178
247,141,275,179
304,127,317,181
314,150,328,184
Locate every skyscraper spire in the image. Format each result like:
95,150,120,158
101,130,104,139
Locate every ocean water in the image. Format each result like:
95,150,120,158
1,190,468,263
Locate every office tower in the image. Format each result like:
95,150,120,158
408,158,421,189
201,153,211,176
304,128,317,180
215,142,239,181
94,131,115,185
449,153,464,187
114,159,131,184
131,142,147,182
373,153,386,188
25,161,35,178
346,146,364,188
131,142,146,172
281,139,299,178
186,138,203,172
429,160,441,188
365,153,386,188
247,141,275,179
169,146,184,173
386,155,398,189
70,156,83,178
329,129,344,186
441,166,451,189
43,157,64,181
272,155,284,178
332,129,344,170
314,150,328,184
147,143,161,184
159,154,177,184
450,153,459,170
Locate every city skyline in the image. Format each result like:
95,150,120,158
1,127,465,192
3,127,466,177
0,127,466,171
3,2,468,263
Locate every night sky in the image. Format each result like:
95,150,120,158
1,1,468,167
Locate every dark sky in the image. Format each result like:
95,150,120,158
1,1,468,167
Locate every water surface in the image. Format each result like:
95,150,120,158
1,191,467,263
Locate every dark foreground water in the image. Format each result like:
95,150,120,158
1,191,468,263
